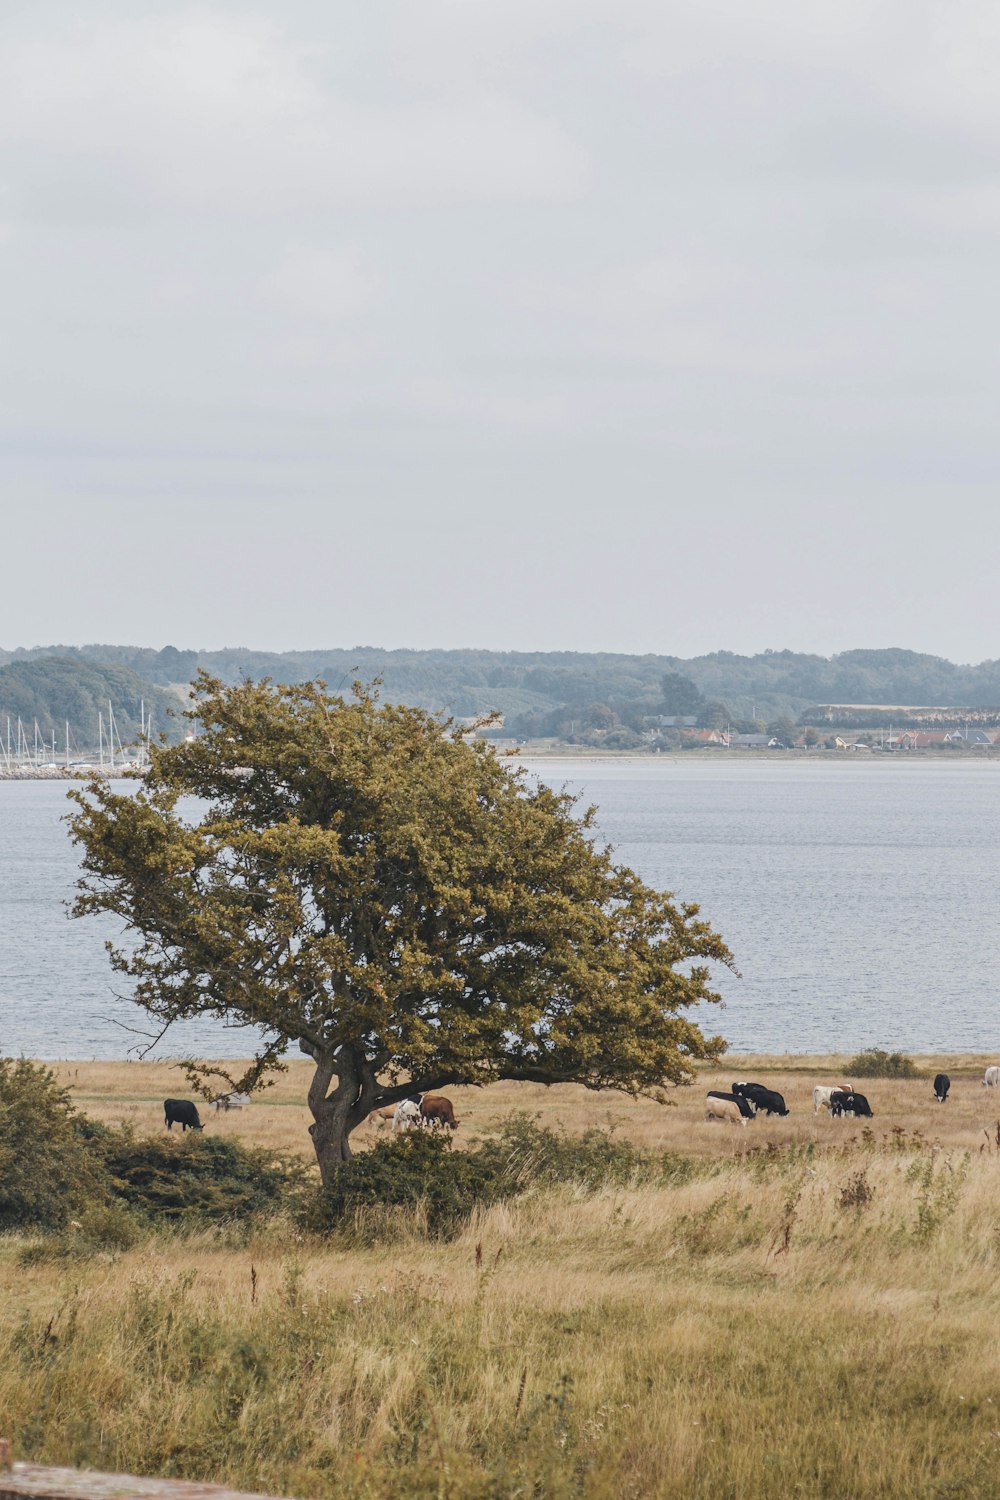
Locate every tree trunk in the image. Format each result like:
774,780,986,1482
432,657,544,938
305,1042,374,1188
310,1109,354,1184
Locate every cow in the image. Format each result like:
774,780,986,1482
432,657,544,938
829,1090,873,1119
393,1099,423,1133
933,1073,950,1104
368,1105,397,1127
705,1096,745,1126
984,1066,1000,1089
213,1092,250,1111
813,1085,854,1113
733,1082,788,1117
420,1094,459,1130
708,1089,755,1119
164,1099,204,1132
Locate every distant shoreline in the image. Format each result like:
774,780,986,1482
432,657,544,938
509,745,1000,763
4,747,1000,781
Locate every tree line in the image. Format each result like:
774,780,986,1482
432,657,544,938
5,644,1000,748
0,656,183,751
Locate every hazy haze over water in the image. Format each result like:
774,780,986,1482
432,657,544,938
2,760,999,1059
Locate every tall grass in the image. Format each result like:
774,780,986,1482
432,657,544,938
5,1133,1000,1498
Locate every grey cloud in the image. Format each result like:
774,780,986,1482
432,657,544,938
2,1,999,659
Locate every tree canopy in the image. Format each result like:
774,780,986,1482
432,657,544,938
68,676,733,1183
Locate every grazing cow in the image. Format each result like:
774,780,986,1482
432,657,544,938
734,1082,788,1117
705,1096,745,1126
984,1066,1000,1089
164,1099,203,1132
368,1105,398,1127
420,1094,459,1130
933,1073,950,1104
393,1099,423,1133
813,1085,854,1113
708,1089,755,1119
829,1090,873,1119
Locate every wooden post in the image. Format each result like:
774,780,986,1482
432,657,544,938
0,1442,12,1472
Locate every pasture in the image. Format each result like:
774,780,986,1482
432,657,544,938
47,1053,1000,1161
5,1055,1000,1498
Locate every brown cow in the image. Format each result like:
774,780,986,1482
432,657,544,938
420,1094,459,1130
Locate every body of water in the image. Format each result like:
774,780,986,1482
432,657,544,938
2,761,998,1057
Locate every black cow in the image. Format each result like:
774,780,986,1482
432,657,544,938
829,1090,873,1119
933,1073,950,1103
732,1082,789,1117
164,1098,204,1132
708,1089,755,1119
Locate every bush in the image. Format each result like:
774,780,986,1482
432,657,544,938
0,1058,109,1230
301,1129,509,1240
846,1048,922,1079
92,1127,302,1224
477,1113,693,1191
301,1117,696,1242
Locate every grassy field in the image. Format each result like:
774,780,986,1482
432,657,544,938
45,1052,1000,1161
5,1056,1000,1499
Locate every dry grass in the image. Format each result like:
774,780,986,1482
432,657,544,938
5,1136,1000,1498
6,1056,1000,1497
49,1053,1000,1166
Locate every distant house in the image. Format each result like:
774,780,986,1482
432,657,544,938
680,728,727,746
899,731,951,749
945,728,993,745
729,733,773,748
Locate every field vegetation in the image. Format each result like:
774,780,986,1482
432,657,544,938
5,1057,1000,1498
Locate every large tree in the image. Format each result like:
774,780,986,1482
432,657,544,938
68,676,733,1184
660,671,705,718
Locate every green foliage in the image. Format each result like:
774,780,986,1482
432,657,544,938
697,699,730,731
660,671,705,717
0,655,181,750
477,1112,693,1192
0,1069,298,1238
907,1153,967,1242
0,1059,108,1230
68,675,732,1179
300,1130,509,1239
301,1119,696,1241
847,1048,922,1079
10,641,1000,745
92,1127,301,1224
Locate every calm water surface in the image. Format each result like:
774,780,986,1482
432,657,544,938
1,761,998,1057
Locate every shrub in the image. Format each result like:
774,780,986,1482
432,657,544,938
92,1127,302,1224
839,1169,875,1210
477,1113,693,1191
301,1129,509,1240
301,1117,696,1242
846,1048,922,1079
0,1058,109,1230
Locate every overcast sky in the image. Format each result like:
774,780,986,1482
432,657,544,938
3,1,999,661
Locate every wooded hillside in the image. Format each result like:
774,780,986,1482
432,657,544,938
0,657,183,752
3,644,1000,746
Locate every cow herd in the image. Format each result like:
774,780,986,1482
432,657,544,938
706,1079,879,1127
163,1092,460,1136
163,1066,1000,1140
705,1066,1000,1126
369,1094,460,1132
